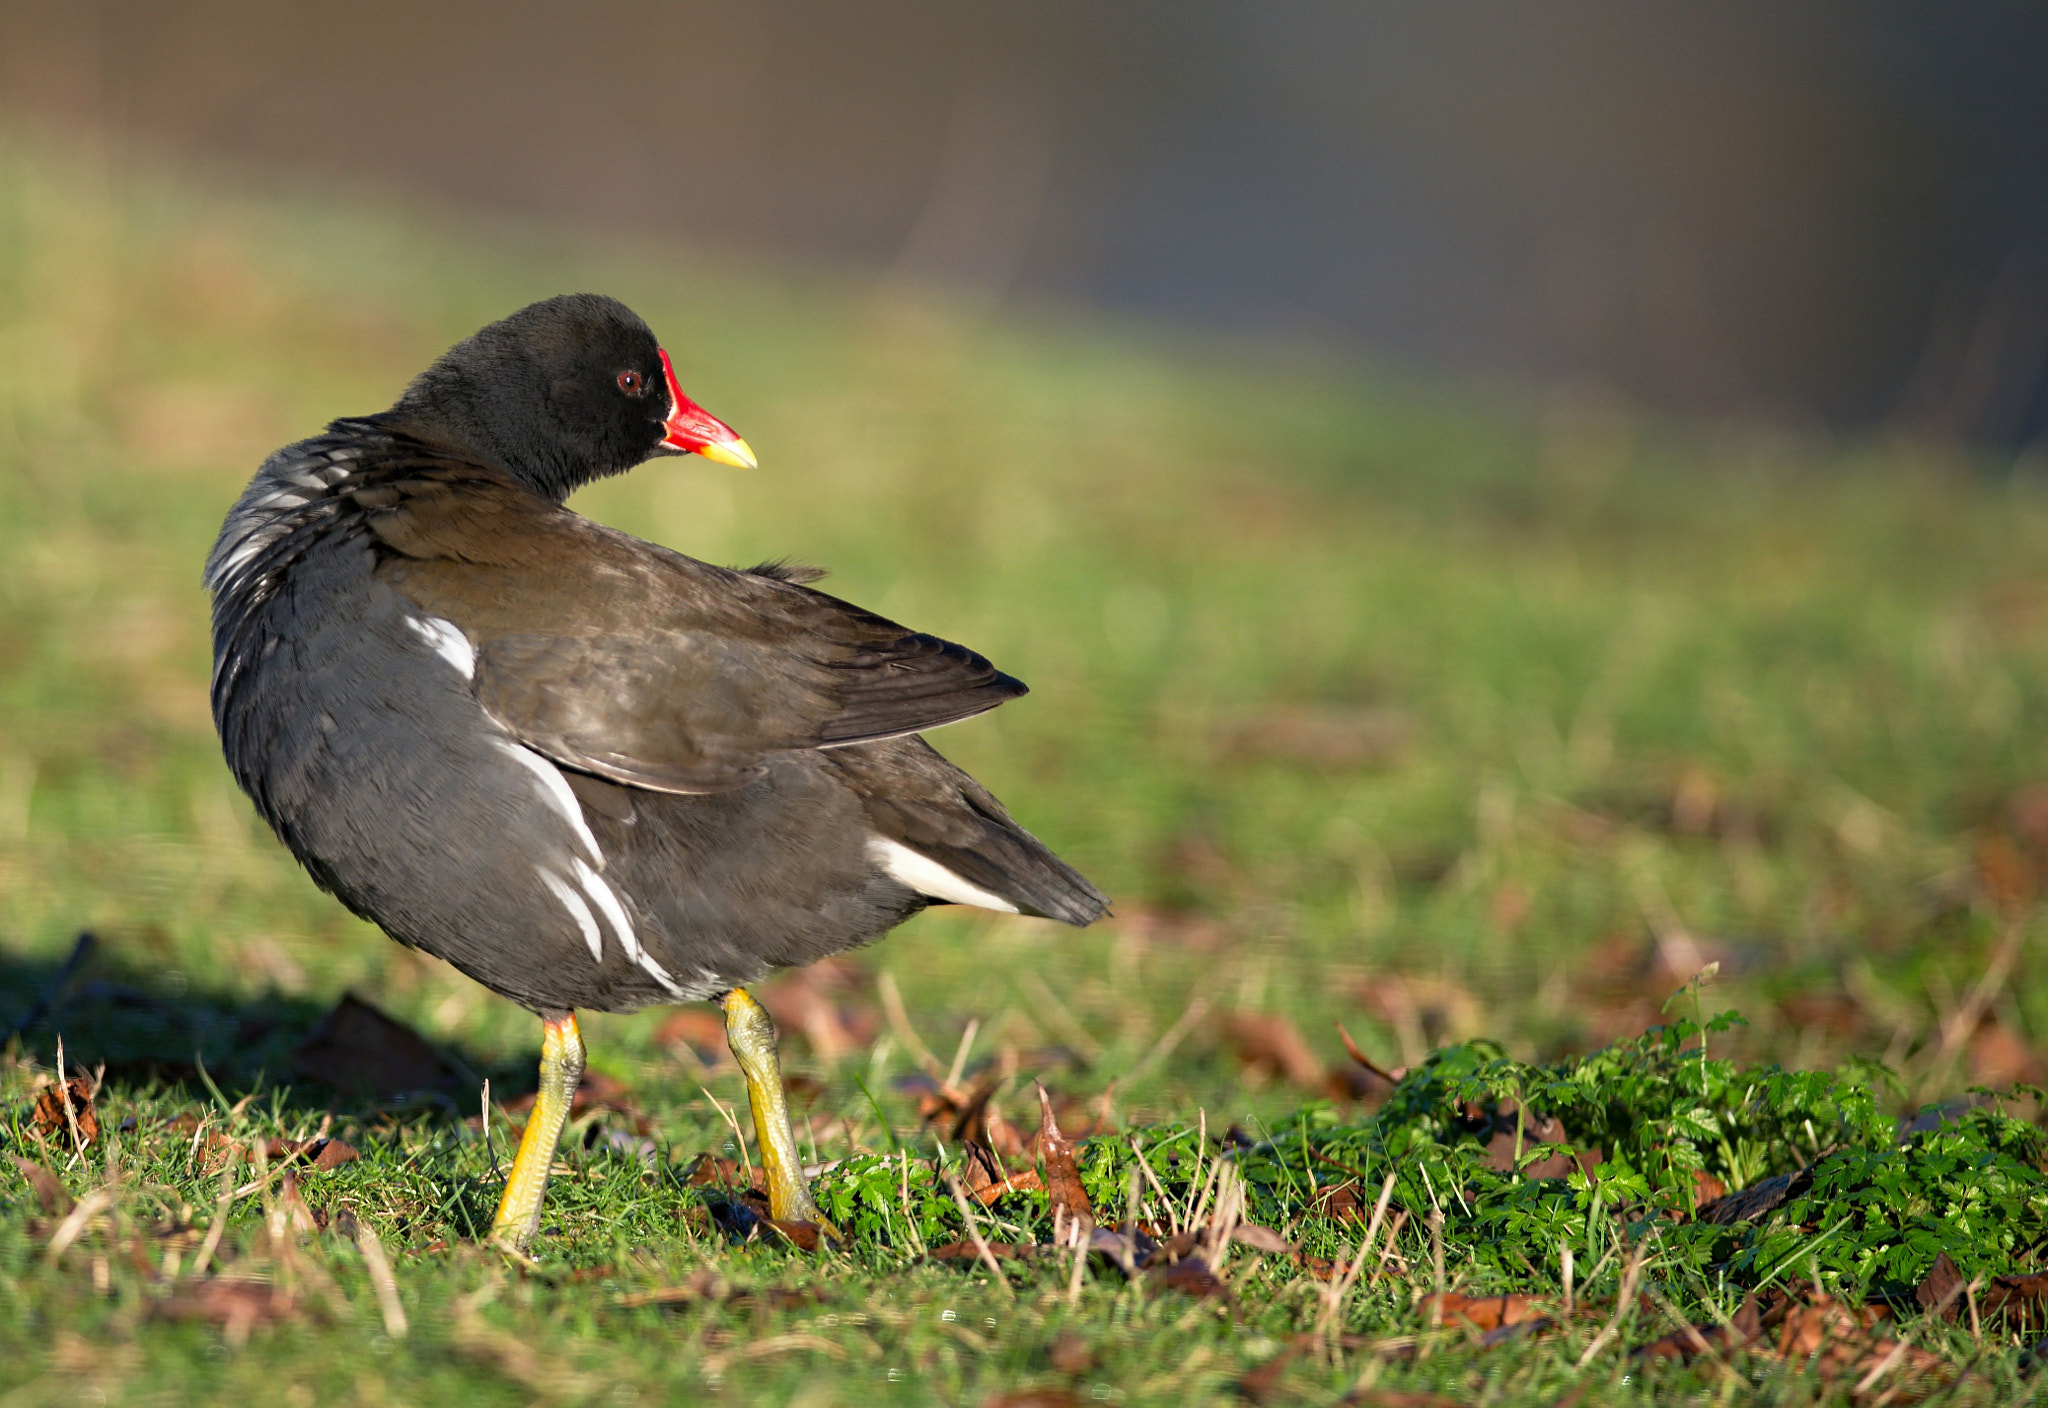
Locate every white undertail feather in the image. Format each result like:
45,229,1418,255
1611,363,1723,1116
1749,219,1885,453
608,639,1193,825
866,836,1021,914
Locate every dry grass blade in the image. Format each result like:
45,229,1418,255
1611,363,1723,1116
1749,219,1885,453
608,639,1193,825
43,1188,113,1263
1574,1233,1655,1368
9,1155,72,1216
353,1213,409,1339
877,970,946,1080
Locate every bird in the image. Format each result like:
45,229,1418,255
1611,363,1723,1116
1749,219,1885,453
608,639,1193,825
205,294,1108,1250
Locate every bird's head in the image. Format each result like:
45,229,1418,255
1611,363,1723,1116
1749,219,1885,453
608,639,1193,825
391,293,755,501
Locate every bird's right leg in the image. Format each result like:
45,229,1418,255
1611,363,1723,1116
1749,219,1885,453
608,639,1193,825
490,1011,584,1252
721,987,837,1235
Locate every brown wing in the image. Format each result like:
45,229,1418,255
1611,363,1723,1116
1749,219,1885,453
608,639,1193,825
357,463,1026,793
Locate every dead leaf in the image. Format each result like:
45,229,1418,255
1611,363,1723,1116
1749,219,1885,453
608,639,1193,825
1773,1296,1949,1391
1148,1255,1227,1299
9,1155,71,1215
1634,1292,1765,1363
1237,1335,1311,1404
502,1070,649,1135
293,994,460,1096
1463,1100,1597,1180
276,1171,320,1234
763,1219,823,1253
1047,1331,1092,1376
1214,704,1409,771
974,1170,1044,1206
1231,1223,1292,1255
655,1009,732,1066
1978,1270,2048,1332
1034,1083,1094,1226
758,960,878,1061
1916,1253,1967,1320
1419,1292,1544,1333
1312,1180,1366,1222
1978,830,2035,912
1691,1170,1727,1207
981,1391,1082,1408
1966,1015,2041,1086
1226,1011,1329,1093
930,1240,1038,1263
1698,1167,1813,1225
1104,903,1232,954
152,1278,298,1344
31,1076,99,1147
263,1136,360,1172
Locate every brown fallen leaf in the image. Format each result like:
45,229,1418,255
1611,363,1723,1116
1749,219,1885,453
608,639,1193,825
1978,1269,2048,1332
1231,1222,1292,1255
265,1137,360,1172
654,1008,732,1066
1773,1296,1948,1392
757,959,878,1062
1237,1334,1311,1404
293,993,460,1096
1213,704,1410,772
151,1278,299,1344
1313,1179,1366,1222
1460,1099,1598,1181
31,1075,99,1148
1419,1291,1544,1333
1034,1082,1094,1227
930,1240,1039,1263
1698,1167,1813,1225
276,1171,321,1234
973,1169,1045,1206
981,1390,1082,1408
502,1069,649,1135
1148,1255,1227,1299
614,1271,822,1312
1916,1253,1968,1320
9,1155,71,1215
1966,1015,2041,1087
1634,1292,1766,1364
763,1220,823,1253
1227,1011,1326,1091
1046,1331,1093,1376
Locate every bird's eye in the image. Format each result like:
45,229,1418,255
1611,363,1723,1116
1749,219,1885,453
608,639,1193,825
617,369,644,395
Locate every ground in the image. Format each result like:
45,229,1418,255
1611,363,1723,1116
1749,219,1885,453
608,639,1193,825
2,134,2048,1404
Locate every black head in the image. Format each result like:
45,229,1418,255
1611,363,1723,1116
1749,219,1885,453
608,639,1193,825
388,294,754,501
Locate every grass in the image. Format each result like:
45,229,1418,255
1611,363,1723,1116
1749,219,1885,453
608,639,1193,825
3,131,2048,1403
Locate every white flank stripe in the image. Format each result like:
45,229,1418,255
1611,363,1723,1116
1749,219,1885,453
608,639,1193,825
573,857,637,958
539,868,604,964
494,740,603,864
866,836,1020,914
406,616,476,679
570,857,685,995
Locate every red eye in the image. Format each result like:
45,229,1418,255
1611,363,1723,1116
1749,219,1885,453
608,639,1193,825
617,369,644,394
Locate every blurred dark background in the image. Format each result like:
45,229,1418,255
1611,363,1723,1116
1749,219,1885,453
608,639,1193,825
7,0,2048,448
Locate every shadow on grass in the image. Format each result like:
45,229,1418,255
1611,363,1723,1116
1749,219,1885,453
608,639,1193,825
0,932,538,1116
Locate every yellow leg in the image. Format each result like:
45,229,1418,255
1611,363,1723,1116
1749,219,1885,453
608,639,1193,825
491,1012,584,1252
722,988,835,1234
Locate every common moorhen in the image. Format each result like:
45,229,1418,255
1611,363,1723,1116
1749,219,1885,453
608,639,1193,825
206,295,1107,1249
